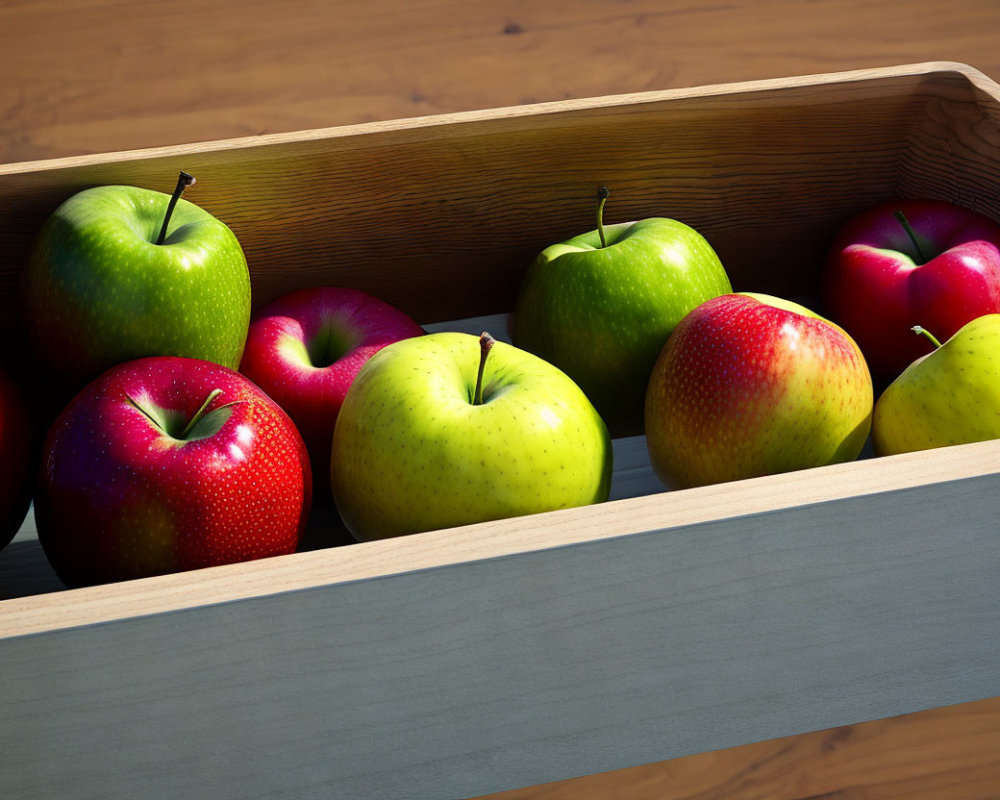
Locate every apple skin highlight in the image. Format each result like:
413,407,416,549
822,199,1000,384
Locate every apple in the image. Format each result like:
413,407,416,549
513,187,732,435
23,172,251,395
873,316,1000,455
822,198,1000,384
330,331,612,541
0,366,34,551
644,293,873,489
34,356,311,587
239,287,425,500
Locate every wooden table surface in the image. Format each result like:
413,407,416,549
3,1,1000,797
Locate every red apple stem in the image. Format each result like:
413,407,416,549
596,186,610,248
911,325,943,349
474,332,495,405
893,210,928,264
155,171,197,246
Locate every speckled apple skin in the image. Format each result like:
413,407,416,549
239,287,424,499
24,185,251,391
330,332,612,541
644,294,873,489
34,356,311,588
873,314,1000,455
513,218,731,435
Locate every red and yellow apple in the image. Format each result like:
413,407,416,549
644,293,873,489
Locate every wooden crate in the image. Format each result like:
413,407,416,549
2,61,1000,799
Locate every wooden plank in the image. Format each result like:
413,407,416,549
3,434,1000,638
3,473,999,799
3,1,1000,165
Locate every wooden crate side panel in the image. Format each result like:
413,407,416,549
3,473,999,800
0,70,976,344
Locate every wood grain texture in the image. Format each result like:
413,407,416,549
3,1,1000,165
1,63,998,381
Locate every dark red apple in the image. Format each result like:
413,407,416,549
822,199,1000,383
239,287,423,497
0,366,34,551
35,356,311,587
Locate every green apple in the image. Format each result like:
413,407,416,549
330,331,612,541
873,315,1000,455
513,187,732,434
23,172,251,391
645,293,873,489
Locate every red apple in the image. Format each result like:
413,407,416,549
239,287,424,498
644,293,873,489
0,366,34,551
822,199,1000,383
35,356,312,587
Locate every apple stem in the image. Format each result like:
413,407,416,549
893,210,928,264
155,171,197,246
474,332,495,405
179,388,224,439
596,186,610,248
124,393,166,434
911,325,943,349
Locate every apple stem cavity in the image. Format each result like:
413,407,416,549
474,332,496,405
155,171,197,246
893,210,929,264
911,325,943,349
596,186,610,248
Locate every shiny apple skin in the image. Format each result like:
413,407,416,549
35,356,312,587
645,294,873,489
822,199,1000,383
239,287,424,499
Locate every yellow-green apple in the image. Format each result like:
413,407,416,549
330,331,612,541
23,172,251,396
513,187,731,435
873,315,1000,455
239,287,424,500
34,356,311,587
0,366,33,551
645,293,873,489
822,199,1000,384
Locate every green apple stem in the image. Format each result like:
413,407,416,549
911,325,943,349
124,393,167,434
474,332,495,405
179,388,224,439
893,210,928,264
155,171,197,246
596,186,610,248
